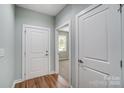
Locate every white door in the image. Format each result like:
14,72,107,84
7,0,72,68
25,27,49,80
77,5,121,87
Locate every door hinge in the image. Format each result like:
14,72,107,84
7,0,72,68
118,4,124,13
120,60,123,68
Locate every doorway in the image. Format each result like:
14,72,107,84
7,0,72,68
22,25,50,80
55,21,71,86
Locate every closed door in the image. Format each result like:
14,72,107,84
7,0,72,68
78,5,121,87
25,27,49,80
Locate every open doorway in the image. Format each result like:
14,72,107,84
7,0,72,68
59,31,69,82
55,21,71,86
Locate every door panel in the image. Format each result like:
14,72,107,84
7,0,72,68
29,58,48,78
26,28,49,80
78,5,121,87
82,9,108,61
30,31,48,57
79,65,108,88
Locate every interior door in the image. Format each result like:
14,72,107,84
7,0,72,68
25,27,49,80
78,5,121,88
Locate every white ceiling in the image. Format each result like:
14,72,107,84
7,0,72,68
16,4,66,16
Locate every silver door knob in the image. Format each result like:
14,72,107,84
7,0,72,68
45,54,48,56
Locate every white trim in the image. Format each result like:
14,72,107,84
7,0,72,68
49,71,56,75
22,24,51,81
55,20,72,87
11,79,23,88
11,83,15,88
48,28,51,76
122,5,124,87
75,13,79,88
75,4,101,88
70,85,73,88
76,4,101,18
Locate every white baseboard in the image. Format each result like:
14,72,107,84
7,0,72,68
70,85,73,88
11,79,23,88
49,71,56,75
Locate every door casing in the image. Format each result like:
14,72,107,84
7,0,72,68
55,20,72,87
22,24,51,80
122,4,124,87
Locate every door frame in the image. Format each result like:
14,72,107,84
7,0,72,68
22,24,51,80
55,20,72,86
75,4,103,88
122,4,124,87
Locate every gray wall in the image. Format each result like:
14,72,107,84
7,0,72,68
15,6,55,79
0,4,15,87
0,4,91,87
55,4,91,87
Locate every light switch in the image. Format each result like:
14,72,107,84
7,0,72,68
0,48,5,57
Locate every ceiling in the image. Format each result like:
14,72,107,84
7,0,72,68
16,4,66,16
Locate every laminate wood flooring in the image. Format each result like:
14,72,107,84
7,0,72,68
15,74,69,88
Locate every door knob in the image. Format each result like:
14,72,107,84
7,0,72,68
78,59,84,63
45,54,48,56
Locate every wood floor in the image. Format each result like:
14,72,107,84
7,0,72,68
15,74,69,88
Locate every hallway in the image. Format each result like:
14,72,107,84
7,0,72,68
0,4,124,88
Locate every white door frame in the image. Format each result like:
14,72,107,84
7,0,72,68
55,20,72,86
22,24,51,80
122,4,124,87
75,4,106,88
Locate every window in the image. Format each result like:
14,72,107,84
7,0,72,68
58,35,67,52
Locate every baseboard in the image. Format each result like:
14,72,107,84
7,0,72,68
11,79,23,88
70,85,73,88
49,71,56,75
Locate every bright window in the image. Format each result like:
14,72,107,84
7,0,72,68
58,35,67,52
